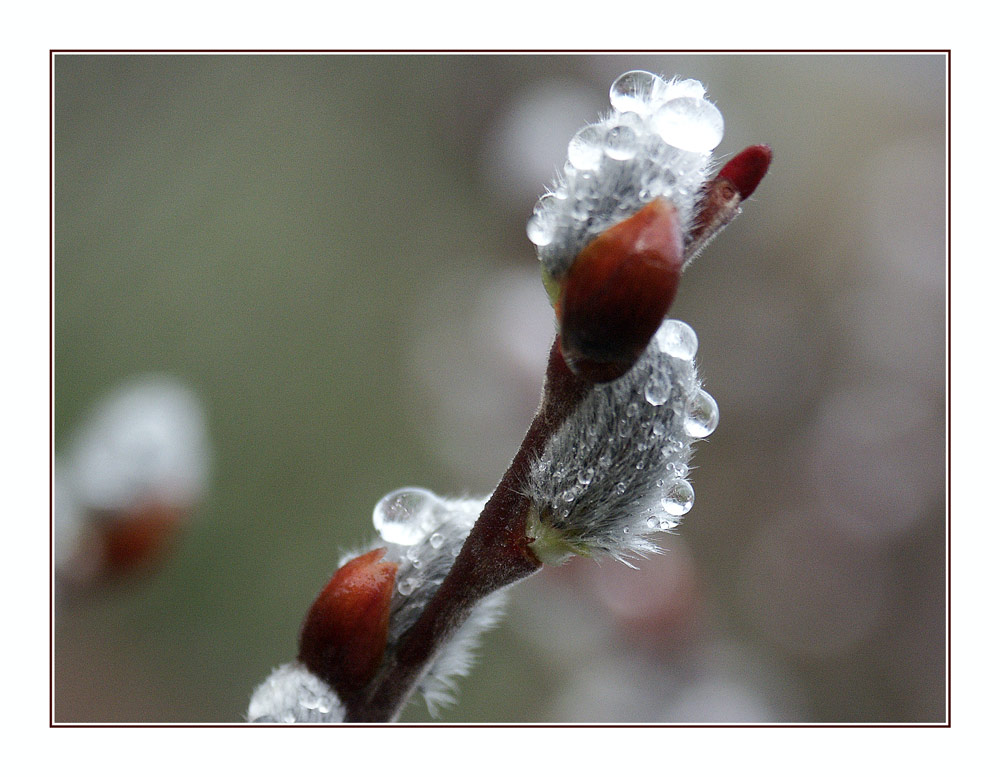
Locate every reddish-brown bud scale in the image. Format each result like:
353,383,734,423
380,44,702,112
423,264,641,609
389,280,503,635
298,548,398,696
99,503,186,575
558,198,684,383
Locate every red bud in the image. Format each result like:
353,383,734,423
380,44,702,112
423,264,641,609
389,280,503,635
717,144,772,200
685,143,772,263
298,548,398,695
558,198,684,383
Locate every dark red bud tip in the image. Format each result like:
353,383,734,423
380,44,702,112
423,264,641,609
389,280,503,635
298,548,398,695
717,144,772,200
558,198,683,383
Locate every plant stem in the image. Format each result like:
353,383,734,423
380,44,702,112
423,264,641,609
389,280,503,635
343,338,590,721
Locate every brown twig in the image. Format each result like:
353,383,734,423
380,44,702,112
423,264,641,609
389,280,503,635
342,338,590,721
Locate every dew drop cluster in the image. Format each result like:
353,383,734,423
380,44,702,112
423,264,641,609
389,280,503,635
527,71,724,280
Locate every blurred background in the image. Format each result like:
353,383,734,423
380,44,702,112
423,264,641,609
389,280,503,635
53,53,946,723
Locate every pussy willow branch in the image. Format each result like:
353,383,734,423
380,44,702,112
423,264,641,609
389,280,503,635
342,338,590,722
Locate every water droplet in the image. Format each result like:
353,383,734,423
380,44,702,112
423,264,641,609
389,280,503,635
644,376,671,406
397,577,420,596
653,97,724,152
659,517,680,531
373,487,436,545
562,485,580,503
578,467,594,485
651,420,666,438
655,319,698,360
661,479,695,516
646,517,658,530
598,452,613,469
526,214,551,247
622,526,630,534
684,389,719,437
429,532,445,549
635,459,645,471
567,124,606,171
604,124,638,160
614,482,627,496
609,70,665,115
526,194,557,247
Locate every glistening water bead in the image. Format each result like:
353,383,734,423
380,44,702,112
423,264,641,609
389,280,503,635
567,124,606,171
526,194,557,247
684,388,719,438
609,70,665,116
653,97,724,153
643,375,671,407
604,124,639,161
655,319,698,360
397,576,420,596
661,479,695,516
372,487,436,546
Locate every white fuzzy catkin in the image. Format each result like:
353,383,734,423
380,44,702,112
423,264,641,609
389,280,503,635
369,489,507,715
527,72,723,279
527,318,718,563
247,661,345,723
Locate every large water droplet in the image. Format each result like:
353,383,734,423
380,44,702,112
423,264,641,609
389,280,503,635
526,193,557,247
429,532,445,549
609,70,665,115
644,375,671,406
655,319,698,360
373,487,436,545
578,467,595,485
604,124,639,160
526,214,551,247
684,388,719,437
661,479,695,516
567,124,606,171
653,97,724,152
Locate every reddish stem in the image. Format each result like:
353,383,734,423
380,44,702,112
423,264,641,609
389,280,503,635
342,339,589,721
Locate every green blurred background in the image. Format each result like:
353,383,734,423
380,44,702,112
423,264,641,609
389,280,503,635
54,54,946,722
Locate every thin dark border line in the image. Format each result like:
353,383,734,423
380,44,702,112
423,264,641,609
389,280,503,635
49,49,56,730
945,50,952,728
49,49,952,729
48,48,950,55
